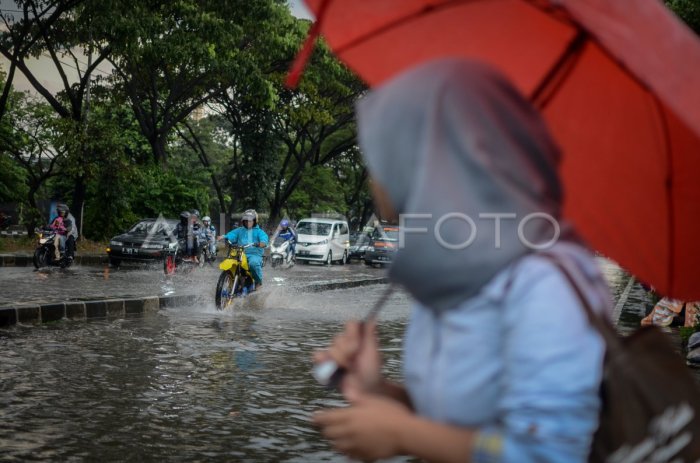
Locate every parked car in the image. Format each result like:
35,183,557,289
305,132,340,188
348,232,372,261
364,224,400,267
107,218,178,266
295,218,350,265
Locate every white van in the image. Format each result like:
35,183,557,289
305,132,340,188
295,218,350,265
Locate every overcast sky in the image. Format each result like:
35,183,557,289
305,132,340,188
289,0,314,20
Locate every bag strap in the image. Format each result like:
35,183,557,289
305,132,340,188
540,252,622,351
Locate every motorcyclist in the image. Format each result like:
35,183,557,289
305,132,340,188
201,215,217,256
56,203,77,260
218,209,268,289
175,211,198,262
49,207,68,260
277,219,296,259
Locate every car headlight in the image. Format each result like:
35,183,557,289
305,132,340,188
141,243,162,250
110,240,123,246
317,239,328,245
367,246,375,252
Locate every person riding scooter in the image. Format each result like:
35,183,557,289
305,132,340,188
277,219,296,259
218,209,268,289
49,208,68,260
56,203,78,260
201,215,217,257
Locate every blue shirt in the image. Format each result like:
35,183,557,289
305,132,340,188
223,225,269,258
403,243,609,463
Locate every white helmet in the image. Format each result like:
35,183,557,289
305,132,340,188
202,216,211,223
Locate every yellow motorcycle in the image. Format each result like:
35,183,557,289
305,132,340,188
215,242,255,310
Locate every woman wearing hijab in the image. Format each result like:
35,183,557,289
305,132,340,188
313,59,611,463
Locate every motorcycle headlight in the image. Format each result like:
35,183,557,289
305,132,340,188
39,238,48,244
168,242,178,249
110,240,123,246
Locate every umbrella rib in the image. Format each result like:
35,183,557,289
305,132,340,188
531,30,586,110
650,94,675,295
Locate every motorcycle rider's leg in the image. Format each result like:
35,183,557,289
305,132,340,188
247,255,264,288
58,235,67,260
65,236,75,259
53,235,61,260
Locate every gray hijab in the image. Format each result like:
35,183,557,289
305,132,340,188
357,58,573,312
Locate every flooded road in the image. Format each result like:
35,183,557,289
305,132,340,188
0,258,655,461
0,284,411,462
0,262,386,306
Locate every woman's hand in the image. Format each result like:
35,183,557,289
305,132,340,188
314,393,413,461
313,320,383,398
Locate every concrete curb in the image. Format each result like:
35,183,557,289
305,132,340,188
0,278,389,327
0,253,109,267
303,277,389,293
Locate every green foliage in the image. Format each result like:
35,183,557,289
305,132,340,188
666,0,700,34
286,165,346,219
0,2,373,239
0,153,27,203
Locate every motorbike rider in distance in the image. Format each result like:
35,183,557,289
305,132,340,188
57,203,78,260
201,215,217,257
277,219,297,259
218,209,268,290
49,207,68,260
175,211,199,263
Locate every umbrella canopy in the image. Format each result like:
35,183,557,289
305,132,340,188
296,0,700,301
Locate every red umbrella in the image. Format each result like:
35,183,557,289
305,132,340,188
289,0,700,301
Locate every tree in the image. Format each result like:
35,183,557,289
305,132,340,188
0,0,113,232
666,0,700,34
105,0,288,165
1,92,66,233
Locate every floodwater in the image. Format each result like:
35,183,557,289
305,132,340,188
0,258,660,461
0,284,411,462
0,261,385,306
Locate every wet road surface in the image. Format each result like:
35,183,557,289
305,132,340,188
0,284,411,462
0,261,387,306
0,257,661,461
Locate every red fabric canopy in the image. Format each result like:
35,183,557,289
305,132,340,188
299,0,700,300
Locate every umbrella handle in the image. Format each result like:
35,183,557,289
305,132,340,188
312,360,346,389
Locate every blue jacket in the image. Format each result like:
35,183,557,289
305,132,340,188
223,225,269,258
278,228,296,242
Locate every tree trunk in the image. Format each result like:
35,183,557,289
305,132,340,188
152,135,168,165
267,202,282,229
25,185,41,236
72,174,87,239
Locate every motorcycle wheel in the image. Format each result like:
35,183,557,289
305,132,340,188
215,271,238,310
164,255,176,275
33,247,48,269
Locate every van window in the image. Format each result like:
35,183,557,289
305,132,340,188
340,223,349,235
297,222,332,236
